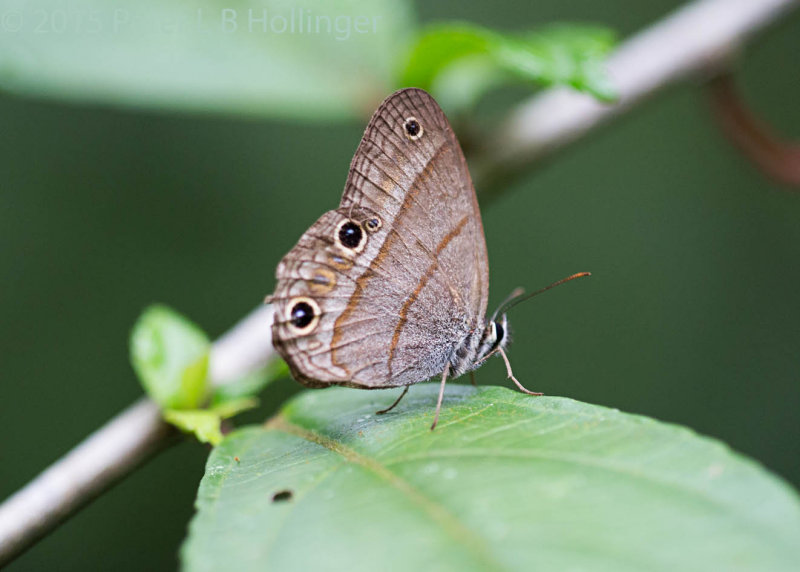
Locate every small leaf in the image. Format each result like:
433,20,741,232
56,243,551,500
180,353,210,410
512,25,618,100
400,22,617,110
401,24,496,90
164,389,259,447
183,385,800,571
130,304,210,409
164,409,223,446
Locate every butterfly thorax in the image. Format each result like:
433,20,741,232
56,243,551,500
449,314,509,377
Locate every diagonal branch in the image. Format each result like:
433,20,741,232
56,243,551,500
0,306,276,566
0,0,797,565
474,0,798,194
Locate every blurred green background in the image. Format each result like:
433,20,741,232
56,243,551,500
1,0,798,569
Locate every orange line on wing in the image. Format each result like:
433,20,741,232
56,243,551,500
387,215,469,375
330,146,445,374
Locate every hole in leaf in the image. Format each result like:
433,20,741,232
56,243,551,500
271,489,293,503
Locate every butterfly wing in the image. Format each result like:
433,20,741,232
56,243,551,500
271,88,489,388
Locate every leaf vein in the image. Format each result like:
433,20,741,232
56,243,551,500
266,414,505,571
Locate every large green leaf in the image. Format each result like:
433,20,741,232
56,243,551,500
0,0,414,120
182,385,800,571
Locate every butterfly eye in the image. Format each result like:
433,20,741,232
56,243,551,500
488,319,507,353
494,321,505,346
335,219,367,253
286,297,320,335
403,117,423,140
364,217,382,233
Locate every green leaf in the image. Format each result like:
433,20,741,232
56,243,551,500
0,0,415,120
401,24,496,89
514,25,618,99
164,398,257,446
130,304,210,409
164,409,224,446
400,23,617,111
183,385,800,571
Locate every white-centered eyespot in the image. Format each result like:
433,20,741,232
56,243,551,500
334,219,367,253
363,216,382,233
285,296,321,335
403,116,423,140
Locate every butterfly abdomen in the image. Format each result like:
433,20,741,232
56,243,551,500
447,327,482,377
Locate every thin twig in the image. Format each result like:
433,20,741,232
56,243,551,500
707,73,800,187
0,0,797,565
474,0,798,195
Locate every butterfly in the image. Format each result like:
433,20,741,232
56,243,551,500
269,88,587,429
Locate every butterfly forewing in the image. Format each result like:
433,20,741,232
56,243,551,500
272,88,489,389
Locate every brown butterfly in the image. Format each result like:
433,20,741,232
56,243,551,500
269,88,587,429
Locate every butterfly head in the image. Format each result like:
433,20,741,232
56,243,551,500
470,313,510,371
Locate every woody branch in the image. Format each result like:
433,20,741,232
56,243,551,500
474,0,797,191
0,0,796,566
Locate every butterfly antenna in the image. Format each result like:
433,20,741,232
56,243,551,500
496,272,591,317
490,287,525,322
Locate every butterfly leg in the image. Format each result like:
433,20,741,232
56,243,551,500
376,386,410,415
470,371,477,387
431,365,450,431
498,347,543,396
